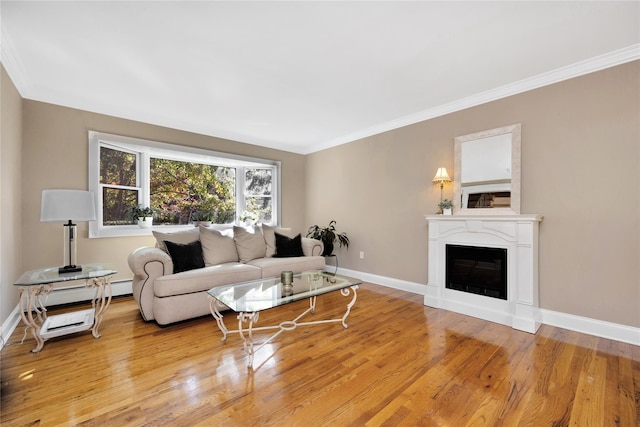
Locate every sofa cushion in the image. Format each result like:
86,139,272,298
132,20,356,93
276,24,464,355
262,224,294,257
200,226,239,266
248,256,326,278
154,262,262,297
233,225,266,263
273,233,304,258
164,240,205,273
153,227,200,253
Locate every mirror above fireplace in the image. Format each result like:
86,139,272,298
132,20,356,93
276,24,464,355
454,123,521,215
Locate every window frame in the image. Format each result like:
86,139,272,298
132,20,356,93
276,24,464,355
88,131,280,238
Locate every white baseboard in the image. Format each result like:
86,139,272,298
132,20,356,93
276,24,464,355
1,305,22,351
0,280,133,350
337,267,640,346
540,309,640,346
337,267,426,295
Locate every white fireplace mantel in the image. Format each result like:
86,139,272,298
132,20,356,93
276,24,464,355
425,214,543,333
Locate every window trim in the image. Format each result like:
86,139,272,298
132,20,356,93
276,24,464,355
88,131,280,238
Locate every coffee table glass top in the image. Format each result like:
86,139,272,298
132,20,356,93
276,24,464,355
208,271,361,313
14,264,117,286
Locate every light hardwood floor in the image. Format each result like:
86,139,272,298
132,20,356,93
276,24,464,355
1,283,638,426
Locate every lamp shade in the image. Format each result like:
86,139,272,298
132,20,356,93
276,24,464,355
432,167,451,184
41,190,97,222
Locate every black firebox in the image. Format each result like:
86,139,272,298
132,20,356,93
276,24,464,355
445,244,507,300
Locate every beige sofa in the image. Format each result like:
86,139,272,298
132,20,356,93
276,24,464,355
127,224,325,325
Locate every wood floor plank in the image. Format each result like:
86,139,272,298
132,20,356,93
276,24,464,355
1,283,638,426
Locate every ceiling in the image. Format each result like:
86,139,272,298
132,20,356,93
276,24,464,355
1,1,638,154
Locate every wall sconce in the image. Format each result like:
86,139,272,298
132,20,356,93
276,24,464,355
40,189,96,274
432,167,452,203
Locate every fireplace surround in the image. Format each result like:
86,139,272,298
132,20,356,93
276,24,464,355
425,214,543,333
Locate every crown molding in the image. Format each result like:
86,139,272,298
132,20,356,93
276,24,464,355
307,44,640,154
1,31,637,156
0,26,31,97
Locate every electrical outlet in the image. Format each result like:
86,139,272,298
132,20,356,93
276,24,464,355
360,251,365,259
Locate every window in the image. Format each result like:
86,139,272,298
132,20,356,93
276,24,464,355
89,132,280,238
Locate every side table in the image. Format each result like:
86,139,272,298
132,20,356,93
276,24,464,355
325,254,338,275
14,264,117,353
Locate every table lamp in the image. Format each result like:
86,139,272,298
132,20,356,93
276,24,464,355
432,167,451,203
41,190,96,273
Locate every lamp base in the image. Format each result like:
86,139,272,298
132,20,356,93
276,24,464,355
58,265,82,274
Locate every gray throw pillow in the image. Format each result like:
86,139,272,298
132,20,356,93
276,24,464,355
153,227,200,253
233,225,266,263
200,226,239,266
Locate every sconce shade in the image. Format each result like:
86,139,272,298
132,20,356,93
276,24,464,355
432,167,451,184
41,190,96,222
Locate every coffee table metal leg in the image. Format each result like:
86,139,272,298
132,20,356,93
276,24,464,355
309,295,317,313
209,298,229,341
340,285,359,328
238,312,260,369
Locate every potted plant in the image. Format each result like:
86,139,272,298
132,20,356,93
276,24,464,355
306,220,350,256
191,209,214,227
438,199,453,215
129,205,154,228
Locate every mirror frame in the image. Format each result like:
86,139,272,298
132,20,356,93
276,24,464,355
453,123,521,215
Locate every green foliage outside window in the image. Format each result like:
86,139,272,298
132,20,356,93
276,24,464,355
99,144,274,227
150,158,236,225
100,147,138,225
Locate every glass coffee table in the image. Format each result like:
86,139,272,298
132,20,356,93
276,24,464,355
208,270,361,369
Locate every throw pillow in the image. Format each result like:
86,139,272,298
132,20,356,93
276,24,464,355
153,227,200,253
274,233,304,258
262,224,294,257
199,226,239,266
233,225,267,263
164,240,205,273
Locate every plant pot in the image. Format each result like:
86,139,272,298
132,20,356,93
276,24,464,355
443,208,452,216
137,217,153,228
322,241,334,256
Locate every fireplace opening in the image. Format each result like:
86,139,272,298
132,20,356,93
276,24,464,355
446,244,507,300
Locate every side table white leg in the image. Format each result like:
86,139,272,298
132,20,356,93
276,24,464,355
88,276,112,338
19,285,52,353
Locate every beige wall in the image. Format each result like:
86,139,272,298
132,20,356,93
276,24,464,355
306,61,640,328
1,65,23,332
20,101,308,284
3,61,638,331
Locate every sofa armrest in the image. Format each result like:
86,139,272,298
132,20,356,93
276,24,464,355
127,246,173,321
301,237,324,257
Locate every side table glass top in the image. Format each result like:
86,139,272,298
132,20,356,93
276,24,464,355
208,271,361,313
14,264,117,286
